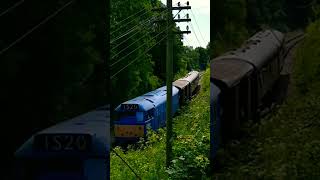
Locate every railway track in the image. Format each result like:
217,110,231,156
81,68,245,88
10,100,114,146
283,30,305,63
260,31,305,117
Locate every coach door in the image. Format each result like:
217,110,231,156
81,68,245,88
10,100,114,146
221,84,241,141
240,76,253,122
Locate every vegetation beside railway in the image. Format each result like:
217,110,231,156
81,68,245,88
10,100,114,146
110,0,210,110
110,68,211,179
210,20,320,179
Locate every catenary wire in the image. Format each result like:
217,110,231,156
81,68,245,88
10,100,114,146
110,8,166,44
111,9,150,35
0,0,75,55
111,26,168,67
111,30,169,79
190,9,207,45
111,9,167,50
112,149,142,180
0,0,25,18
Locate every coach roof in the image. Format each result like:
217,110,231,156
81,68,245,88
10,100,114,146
211,58,253,88
214,29,284,70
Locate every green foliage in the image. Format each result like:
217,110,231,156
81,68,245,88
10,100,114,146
110,69,211,179
212,22,249,57
211,0,249,57
254,0,288,32
0,0,107,136
0,1,107,178
210,19,320,179
110,0,207,109
111,129,168,179
294,20,320,94
111,0,157,105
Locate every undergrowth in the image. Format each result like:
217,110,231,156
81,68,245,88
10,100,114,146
110,68,211,179
110,20,320,180
210,20,320,179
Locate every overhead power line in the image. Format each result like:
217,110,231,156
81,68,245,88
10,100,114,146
189,20,202,47
0,0,25,18
184,36,192,47
0,0,75,56
111,16,155,44
111,27,156,59
112,149,141,180
112,8,146,28
110,8,166,44
111,9,150,35
111,26,168,67
111,8,168,51
190,9,207,45
180,10,202,47
111,21,149,51
111,29,169,79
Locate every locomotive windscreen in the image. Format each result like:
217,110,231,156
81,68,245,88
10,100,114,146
118,112,136,119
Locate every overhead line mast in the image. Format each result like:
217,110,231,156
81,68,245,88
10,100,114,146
163,0,191,167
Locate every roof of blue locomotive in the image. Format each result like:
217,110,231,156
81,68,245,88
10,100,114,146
15,105,110,159
116,86,179,112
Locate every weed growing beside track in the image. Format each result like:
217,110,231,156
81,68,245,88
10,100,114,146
110,68,211,179
211,20,320,179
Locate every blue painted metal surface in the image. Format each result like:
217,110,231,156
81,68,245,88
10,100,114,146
14,105,110,180
114,86,180,142
210,83,221,159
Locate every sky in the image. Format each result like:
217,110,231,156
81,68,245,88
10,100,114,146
160,0,210,48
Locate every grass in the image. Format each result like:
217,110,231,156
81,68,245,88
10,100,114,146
111,20,320,179
210,20,320,179
110,68,211,179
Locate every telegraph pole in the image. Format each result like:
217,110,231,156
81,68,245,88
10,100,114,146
166,0,173,167
166,1,191,167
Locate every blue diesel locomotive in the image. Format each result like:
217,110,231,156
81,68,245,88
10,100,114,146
15,105,110,180
114,71,200,142
114,86,180,142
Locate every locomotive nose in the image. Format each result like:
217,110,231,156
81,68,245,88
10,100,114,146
115,125,145,138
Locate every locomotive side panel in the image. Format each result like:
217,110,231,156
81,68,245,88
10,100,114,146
210,83,221,159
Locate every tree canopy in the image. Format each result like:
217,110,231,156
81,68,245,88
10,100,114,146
110,0,210,113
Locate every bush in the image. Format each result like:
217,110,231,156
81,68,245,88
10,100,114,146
211,19,320,179
110,69,211,179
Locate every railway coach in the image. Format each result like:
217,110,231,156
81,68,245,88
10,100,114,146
114,71,201,143
210,29,285,144
173,70,200,104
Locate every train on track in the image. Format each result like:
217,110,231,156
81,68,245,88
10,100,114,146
114,71,201,143
210,29,288,158
15,105,110,180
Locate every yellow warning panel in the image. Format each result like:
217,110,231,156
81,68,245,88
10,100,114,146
114,125,145,137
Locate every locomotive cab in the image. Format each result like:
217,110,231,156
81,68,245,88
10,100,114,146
114,103,154,141
114,86,180,143
14,105,110,180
